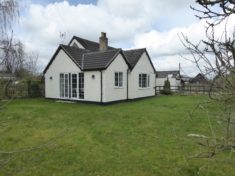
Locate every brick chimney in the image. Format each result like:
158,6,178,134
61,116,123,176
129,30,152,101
99,32,108,51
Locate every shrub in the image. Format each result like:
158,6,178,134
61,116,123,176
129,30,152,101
162,79,171,95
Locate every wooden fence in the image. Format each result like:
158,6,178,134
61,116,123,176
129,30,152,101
156,85,216,95
0,80,44,99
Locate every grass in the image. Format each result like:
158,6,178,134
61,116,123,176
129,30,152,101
0,95,234,176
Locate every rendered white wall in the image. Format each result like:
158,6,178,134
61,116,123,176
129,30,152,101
45,49,101,102
128,52,156,99
84,71,101,102
102,54,128,102
45,50,80,99
45,49,157,103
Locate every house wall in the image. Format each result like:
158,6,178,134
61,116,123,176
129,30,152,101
102,54,128,102
45,48,156,103
45,50,80,99
84,71,101,102
44,49,101,102
128,52,156,99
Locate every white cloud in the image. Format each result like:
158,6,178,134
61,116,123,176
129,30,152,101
133,20,208,56
153,54,202,77
132,14,235,75
17,0,234,75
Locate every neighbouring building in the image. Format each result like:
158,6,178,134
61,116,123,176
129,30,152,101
180,75,192,85
190,73,209,84
43,32,156,103
156,70,181,87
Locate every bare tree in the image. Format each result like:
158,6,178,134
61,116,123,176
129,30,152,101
0,35,25,73
0,0,38,77
181,0,235,157
0,0,19,71
0,0,18,38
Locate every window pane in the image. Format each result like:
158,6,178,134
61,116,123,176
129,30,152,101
142,74,147,88
119,72,123,87
115,72,119,87
79,73,84,99
139,74,142,87
72,74,77,98
114,72,123,87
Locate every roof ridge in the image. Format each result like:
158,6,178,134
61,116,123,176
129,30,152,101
83,48,121,56
60,44,90,51
74,36,98,44
72,35,116,50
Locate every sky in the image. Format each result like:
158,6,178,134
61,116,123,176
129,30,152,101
15,0,235,76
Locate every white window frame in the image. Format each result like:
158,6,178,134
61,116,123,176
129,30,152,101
71,73,78,99
59,72,84,100
114,72,123,88
139,73,150,89
59,73,69,99
78,72,84,99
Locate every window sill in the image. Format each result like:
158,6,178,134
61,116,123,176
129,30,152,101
114,86,124,89
138,87,150,90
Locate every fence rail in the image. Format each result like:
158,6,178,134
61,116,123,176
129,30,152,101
156,85,217,95
0,80,44,99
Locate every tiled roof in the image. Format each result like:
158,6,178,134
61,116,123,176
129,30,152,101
61,45,121,70
82,49,121,70
123,49,146,69
60,45,90,66
70,36,148,70
72,36,115,51
156,71,180,78
190,73,208,83
44,36,155,73
61,45,148,71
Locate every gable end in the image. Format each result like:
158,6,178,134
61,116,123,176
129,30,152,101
43,45,81,74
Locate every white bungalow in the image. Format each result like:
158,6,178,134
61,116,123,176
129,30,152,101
43,32,156,104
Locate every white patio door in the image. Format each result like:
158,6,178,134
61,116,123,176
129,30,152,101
71,73,78,99
59,73,69,98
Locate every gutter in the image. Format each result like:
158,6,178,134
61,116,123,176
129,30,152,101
127,69,129,100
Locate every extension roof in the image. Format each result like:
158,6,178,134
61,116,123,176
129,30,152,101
123,48,146,69
43,36,156,74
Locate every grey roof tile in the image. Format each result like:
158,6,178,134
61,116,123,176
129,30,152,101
70,36,147,70
82,49,121,70
72,36,115,51
44,37,154,73
123,49,146,69
61,44,121,70
156,70,180,78
60,45,90,67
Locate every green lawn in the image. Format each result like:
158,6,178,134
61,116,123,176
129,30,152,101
0,96,234,176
